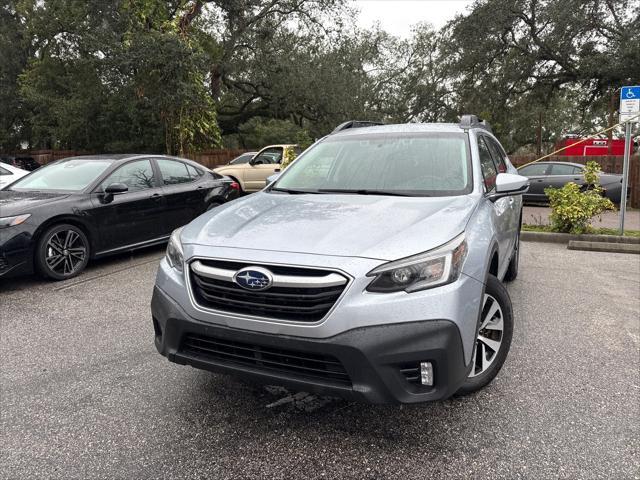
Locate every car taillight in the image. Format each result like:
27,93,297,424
230,182,240,190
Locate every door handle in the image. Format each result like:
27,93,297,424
535,179,544,182
150,193,163,201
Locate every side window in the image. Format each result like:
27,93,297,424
157,159,192,185
102,160,155,191
186,164,203,179
550,164,581,175
252,148,283,165
477,137,498,191
518,164,549,176
0,166,11,175
485,137,507,173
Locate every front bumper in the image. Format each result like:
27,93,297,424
0,226,34,278
152,286,469,404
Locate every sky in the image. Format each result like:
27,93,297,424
354,0,475,37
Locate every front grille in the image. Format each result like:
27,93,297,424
189,259,348,322
181,333,351,386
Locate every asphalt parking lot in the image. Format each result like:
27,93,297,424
1,242,639,479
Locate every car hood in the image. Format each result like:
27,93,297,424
0,190,70,216
183,192,478,261
214,165,246,174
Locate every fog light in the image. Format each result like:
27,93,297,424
420,362,434,386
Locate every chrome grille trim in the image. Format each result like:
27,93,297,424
191,260,348,288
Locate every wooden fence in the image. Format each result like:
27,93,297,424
5,149,639,208
13,148,249,169
510,155,639,208
185,149,250,168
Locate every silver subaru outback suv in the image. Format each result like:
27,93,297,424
151,115,529,404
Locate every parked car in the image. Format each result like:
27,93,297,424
0,155,41,171
228,152,258,165
214,144,301,193
151,115,529,404
0,162,29,189
517,161,624,203
0,154,239,280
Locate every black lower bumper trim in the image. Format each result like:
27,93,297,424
152,286,468,404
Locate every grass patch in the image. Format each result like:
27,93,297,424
522,224,640,237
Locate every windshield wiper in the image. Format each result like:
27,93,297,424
317,189,423,197
270,187,320,195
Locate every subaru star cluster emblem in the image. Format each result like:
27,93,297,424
233,266,274,291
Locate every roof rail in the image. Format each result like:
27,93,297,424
459,114,492,132
331,120,384,133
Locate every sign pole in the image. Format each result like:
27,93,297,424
619,120,632,235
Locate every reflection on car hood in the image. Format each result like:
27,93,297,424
0,190,70,216
182,192,477,261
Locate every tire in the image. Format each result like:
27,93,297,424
35,223,90,281
503,228,520,282
456,274,513,396
206,201,222,211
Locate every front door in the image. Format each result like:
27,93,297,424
518,163,551,202
90,159,166,253
244,147,282,191
478,137,511,274
484,136,520,257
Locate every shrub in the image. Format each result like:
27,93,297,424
545,161,615,234
279,146,296,170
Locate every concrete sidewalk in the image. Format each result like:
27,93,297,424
524,205,640,230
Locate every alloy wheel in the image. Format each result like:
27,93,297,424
45,229,87,277
468,293,504,377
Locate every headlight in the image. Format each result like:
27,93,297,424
366,233,468,293
0,214,31,229
165,227,184,272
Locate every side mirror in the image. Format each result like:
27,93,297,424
265,172,281,186
104,183,129,194
487,173,529,202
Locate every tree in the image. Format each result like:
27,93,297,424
0,1,32,150
442,0,640,152
16,0,222,154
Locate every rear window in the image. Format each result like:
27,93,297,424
550,164,581,175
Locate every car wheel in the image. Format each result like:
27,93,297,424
35,224,90,281
206,201,222,211
456,274,513,396
503,229,520,282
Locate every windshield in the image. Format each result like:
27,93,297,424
272,132,472,196
230,154,254,165
9,159,113,192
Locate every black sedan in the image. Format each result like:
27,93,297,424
0,154,239,280
517,161,624,204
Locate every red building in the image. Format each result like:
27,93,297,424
555,136,634,156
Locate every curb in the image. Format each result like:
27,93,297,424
567,240,640,254
521,231,640,244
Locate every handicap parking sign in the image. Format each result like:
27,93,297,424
620,86,640,122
